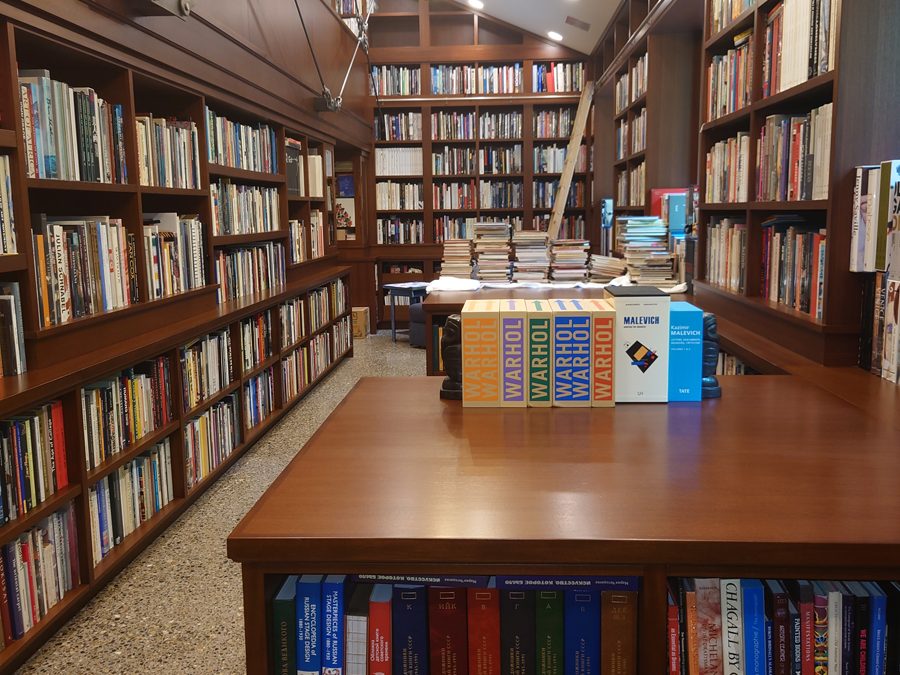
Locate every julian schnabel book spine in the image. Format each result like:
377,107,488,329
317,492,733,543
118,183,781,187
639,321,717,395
323,575,347,675
552,300,591,407
393,585,428,675
296,574,323,675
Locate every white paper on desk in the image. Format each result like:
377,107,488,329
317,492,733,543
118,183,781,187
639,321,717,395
426,277,482,292
384,281,430,289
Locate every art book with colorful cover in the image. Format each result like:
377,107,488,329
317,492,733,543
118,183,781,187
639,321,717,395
721,578,745,675
604,286,670,402
694,579,723,675
564,588,600,675
467,587,500,675
500,299,528,407
784,580,814,675
668,302,703,402
428,587,468,675
882,279,900,382
393,585,428,675
368,584,393,675
583,299,615,407
296,574,323,675
535,590,563,675
550,299,591,407
875,160,900,271
526,299,552,407
462,299,500,407
323,575,349,675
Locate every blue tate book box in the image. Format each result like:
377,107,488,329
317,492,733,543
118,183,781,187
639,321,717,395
668,302,703,402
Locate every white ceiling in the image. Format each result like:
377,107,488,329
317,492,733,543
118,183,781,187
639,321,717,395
466,0,619,55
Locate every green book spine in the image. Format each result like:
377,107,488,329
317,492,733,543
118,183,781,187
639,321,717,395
271,575,298,675
528,311,551,406
536,590,563,675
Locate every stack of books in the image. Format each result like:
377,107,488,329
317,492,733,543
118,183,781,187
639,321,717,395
549,239,590,281
588,254,627,283
440,239,474,278
473,222,511,281
511,230,550,281
616,216,676,286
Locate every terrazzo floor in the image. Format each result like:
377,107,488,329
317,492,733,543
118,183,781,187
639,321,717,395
19,333,425,675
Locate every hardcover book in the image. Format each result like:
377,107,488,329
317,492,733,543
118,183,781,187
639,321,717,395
784,579,814,675
462,300,500,407
500,300,528,407
582,299,615,407
764,580,790,675
526,300,553,407
564,588,600,675
668,302,703,402
550,299,591,407
600,590,637,675
721,578,745,675
882,279,900,383
604,286,670,402
875,160,900,271
369,584,393,675
323,574,348,675
468,587,500,675
668,589,681,675
810,582,828,675
862,582,886,675
535,590,563,675
694,579,723,675
345,583,373,675
296,574,323,675
393,585,428,675
428,587,469,675
272,575,298,675
500,589,535,675
741,579,765,675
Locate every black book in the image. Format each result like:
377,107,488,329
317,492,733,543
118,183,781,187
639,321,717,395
501,589,535,675
286,144,302,195
880,581,900,674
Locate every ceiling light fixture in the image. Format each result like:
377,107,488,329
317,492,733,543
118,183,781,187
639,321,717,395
547,30,563,41
468,0,484,9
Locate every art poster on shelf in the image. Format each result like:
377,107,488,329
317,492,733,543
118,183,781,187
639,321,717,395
337,173,355,198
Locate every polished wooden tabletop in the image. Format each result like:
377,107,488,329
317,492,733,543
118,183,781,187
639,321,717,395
227,376,900,568
422,287,616,313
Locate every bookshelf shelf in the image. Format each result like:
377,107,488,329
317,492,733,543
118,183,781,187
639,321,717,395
0,484,82,546
0,129,16,148
700,201,749,211
26,178,137,193
374,140,423,146
693,281,830,330
749,200,830,211
183,380,241,419
376,174,426,180
287,194,310,203
753,70,835,113
207,164,286,185
703,4,756,51
241,353,280,382
139,185,208,197
0,253,27,273
84,420,181,486
702,106,751,132
211,231,289,246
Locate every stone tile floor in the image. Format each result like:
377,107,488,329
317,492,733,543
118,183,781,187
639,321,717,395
19,333,425,674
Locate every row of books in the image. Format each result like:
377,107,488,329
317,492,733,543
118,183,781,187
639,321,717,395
270,575,639,675
0,401,68,524
706,217,747,293
328,278,347,319
480,180,524,210
210,180,280,236
370,65,421,97
866,273,900,383
432,146,476,175
430,65,478,96
143,212,207,301
80,356,173,470
33,214,138,328
0,156,16,256
289,219,307,265
616,118,629,161
761,215,827,318
709,0,752,34
374,147,423,176
534,108,575,139
180,328,232,411
243,367,274,429
436,217,477,244
632,108,647,155
375,181,424,211
376,218,424,245
532,61,584,93
281,346,311,403
481,145,523,175
214,242,286,304
463,293,699,405
477,64,523,95
533,179,585,209
534,144,589,174
479,110,523,140
434,181,477,210
309,287,331,333
0,282,26,377
764,0,840,96
183,394,240,490
631,53,649,102
374,111,422,142
705,132,751,203
668,577,900,675
615,71,630,115
88,439,174,566
19,69,127,183
630,162,647,207
204,107,278,174
280,296,307,349
307,332,333,383
0,504,79,645
849,160,900,274
333,315,352,357
431,110,475,141
706,29,753,121
240,311,272,374
617,170,629,207
135,115,201,189
717,351,753,375
756,104,832,202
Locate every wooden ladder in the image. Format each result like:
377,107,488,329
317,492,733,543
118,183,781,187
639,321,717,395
545,81,595,241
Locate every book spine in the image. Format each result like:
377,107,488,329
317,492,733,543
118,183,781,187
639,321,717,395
392,586,428,675
272,580,297,674
428,587,468,675
323,577,346,675
601,590,638,675
722,579,745,675
500,590,534,675
296,577,321,675
669,596,682,675
552,305,591,406
501,312,526,407
535,590,562,675
590,310,615,407
742,581,765,675
813,591,827,675
527,308,551,407
369,588,392,675
564,588,600,675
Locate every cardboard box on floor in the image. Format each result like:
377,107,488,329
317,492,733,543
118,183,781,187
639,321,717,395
352,307,370,339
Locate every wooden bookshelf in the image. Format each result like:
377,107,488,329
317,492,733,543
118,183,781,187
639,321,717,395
691,0,900,365
0,2,366,668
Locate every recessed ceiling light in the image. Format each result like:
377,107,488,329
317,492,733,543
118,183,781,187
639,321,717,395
468,0,484,9
547,31,563,41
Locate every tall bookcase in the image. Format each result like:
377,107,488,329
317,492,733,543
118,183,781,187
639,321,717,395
0,16,357,671
365,0,593,328
692,0,900,365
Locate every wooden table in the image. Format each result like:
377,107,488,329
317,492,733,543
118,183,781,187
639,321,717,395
228,376,900,675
